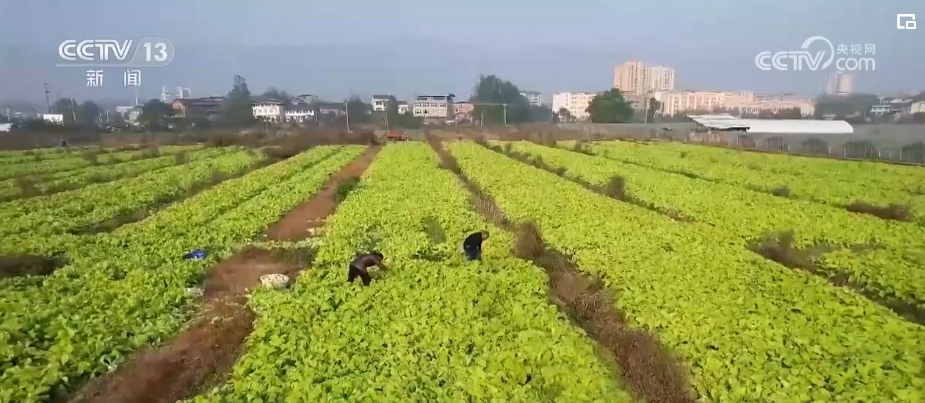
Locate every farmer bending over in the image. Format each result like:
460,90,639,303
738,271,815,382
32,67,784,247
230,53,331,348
463,231,489,261
348,252,387,286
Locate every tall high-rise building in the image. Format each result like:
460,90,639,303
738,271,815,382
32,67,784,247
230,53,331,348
824,72,853,95
645,65,676,92
613,61,675,94
614,61,647,94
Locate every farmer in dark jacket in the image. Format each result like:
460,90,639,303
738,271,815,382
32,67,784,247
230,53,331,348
348,252,387,286
463,231,489,261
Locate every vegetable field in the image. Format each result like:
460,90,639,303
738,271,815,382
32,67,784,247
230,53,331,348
1,139,923,403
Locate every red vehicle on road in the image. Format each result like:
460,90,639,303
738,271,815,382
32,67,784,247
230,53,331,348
385,131,409,141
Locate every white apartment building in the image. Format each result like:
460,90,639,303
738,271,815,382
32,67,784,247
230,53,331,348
40,114,64,124
552,92,596,121
412,95,454,121
252,101,285,122
614,61,676,95
654,91,729,116
520,91,542,106
655,91,813,117
910,101,925,115
397,101,409,114
371,95,390,112
285,100,315,123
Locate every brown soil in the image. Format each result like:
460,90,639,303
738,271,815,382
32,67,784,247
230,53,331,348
66,296,256,403
264,146,380,241
429,138,697,403
66,246,313,403
0,254,68,279
63,150,378,403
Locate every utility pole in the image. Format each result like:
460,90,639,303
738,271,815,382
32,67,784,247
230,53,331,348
503,104,507,126
44,83,51,113
344,100,350,132
385,100,390,131
69,98,77,124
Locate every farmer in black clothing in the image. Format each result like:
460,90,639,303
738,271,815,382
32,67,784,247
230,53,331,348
463,231,489,261
348,252,387,286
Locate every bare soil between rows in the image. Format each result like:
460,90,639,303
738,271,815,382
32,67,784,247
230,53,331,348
65,147,379,403
264,146,381,241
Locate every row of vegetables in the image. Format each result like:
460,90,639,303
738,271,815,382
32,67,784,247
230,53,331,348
0,145,364,402
0,149,262,239
583,140,925,225
0,145,199,180
505,140,925,310
0,146,106,161
0,146,226,200
189,143,633,403
446,141,924,402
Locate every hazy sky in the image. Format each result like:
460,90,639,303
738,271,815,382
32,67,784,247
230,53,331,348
1,0,923,106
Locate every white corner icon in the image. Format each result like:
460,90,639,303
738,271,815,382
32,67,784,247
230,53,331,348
897,14,916,30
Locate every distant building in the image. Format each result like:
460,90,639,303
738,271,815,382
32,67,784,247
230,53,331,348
871,97,914,117
412,94,454,124
397,101,409,115
284,99,315,123
371,95,391,112
171,97,223,120
317,102,346,117
252,100,285,122
824,72,853,95
911,101,925,114
161,86,192,103
520,91,542,106
552,92,596,121
40,114,64,124
652,91,813,117
614,61,675,95
453,102,475,121
127,107,143,125
870,104,892,115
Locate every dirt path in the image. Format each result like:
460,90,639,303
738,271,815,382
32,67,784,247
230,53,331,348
66,147,380,403
264,146,380,241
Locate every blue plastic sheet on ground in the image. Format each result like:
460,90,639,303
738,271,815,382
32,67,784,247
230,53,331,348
183,249,208,261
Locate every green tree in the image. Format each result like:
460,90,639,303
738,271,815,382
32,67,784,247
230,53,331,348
529,104,553,122
813,93,878,118
470,74,530,125
259,87,292,102
77,101,102,126
384,95,400,129
52,98,79,125
221,75,255,127
138,99,172,127
556,107,572,123
586,89,633,123
346,96,372,123
645,97,661,123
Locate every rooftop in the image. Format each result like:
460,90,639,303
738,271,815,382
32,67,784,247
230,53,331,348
687,114,854,135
